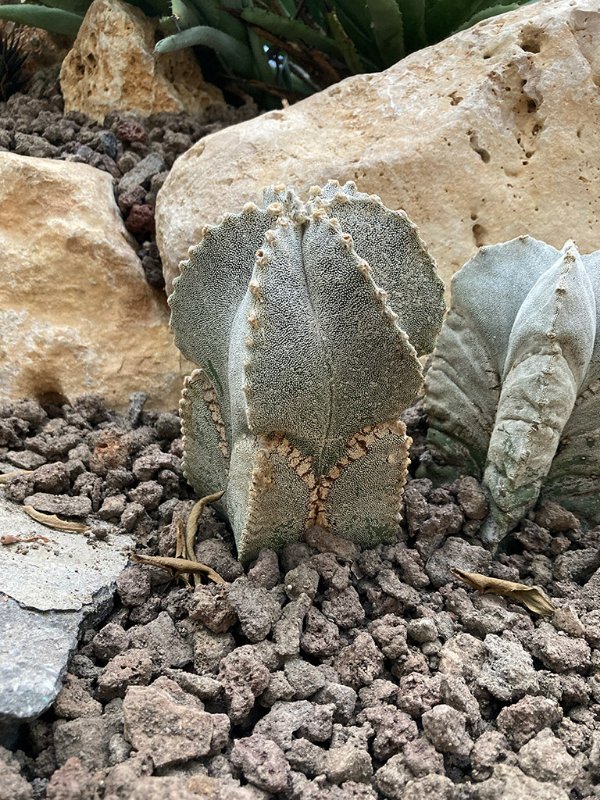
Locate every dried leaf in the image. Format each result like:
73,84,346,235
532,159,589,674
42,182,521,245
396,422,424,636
22,505,89,533
130,553,225,585
451,568,556,616
0,469,33,483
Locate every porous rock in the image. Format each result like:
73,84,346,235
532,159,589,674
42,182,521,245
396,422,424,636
60,0,224,123
156,0,600,293
122,677,230,768
0,153,186,410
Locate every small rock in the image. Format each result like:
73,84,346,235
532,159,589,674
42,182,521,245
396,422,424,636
426,537,491,588
301,607,341,657
357,705,417,760
53,714,120,770
273,593,312,657
54,674,102,719
476,634,538,701
45,756,97,800
190,583,237,633
455,476,488,520
218,647,271,723
407,617,438,644
231,734,291,794
23,493,92,517
6,450,46,470
97,649,155,700
92,623,131,662
228,577,282,642
471,731,516,781
321,586,365,629
530,623,591,673
284,658,326,699
535,501,579,532
128,612,193,668
122,677,229,768
334,632,384,690
517,729,578,787
247,548,281,589
324,742,373,784
422,704,471,756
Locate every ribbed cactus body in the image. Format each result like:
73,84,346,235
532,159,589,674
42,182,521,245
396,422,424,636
169,181,445,561
423,235,600,546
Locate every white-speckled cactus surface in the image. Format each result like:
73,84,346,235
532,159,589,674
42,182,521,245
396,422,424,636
423,236,600,545
169,181,445,560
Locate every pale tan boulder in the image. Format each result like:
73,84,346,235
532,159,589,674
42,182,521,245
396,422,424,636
0,153,186,410
156,0,600,295
60,0,224,123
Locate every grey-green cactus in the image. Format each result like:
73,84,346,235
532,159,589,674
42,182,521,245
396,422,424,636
423,235,600,546
169,181,445,561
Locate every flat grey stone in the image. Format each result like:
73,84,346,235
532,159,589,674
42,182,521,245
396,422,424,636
0,598,82,723
0,495,132,725
0,497,130,611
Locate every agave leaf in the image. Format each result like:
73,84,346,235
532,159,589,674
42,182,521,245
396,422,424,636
456,3,527,31
366,0,406,64
155,25,254,76
332,0,376,58
424,0,480,41
397,0,427,50
42,0,89,13
241,8,342,57
325,9,367,73
246,27,274,83
0,5,83,36
187,0,247,39
451,568,556,616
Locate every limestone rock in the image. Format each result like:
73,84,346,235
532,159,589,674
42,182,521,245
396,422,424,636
0,496,132,724
0,152,187,410
156,0,600,293
60,0,224,123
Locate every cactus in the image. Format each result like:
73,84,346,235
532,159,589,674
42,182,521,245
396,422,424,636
169,181,445,561
423,235,600,546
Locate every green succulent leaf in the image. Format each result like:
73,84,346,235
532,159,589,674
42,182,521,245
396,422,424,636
332,0,375,56
187,0,247,39
366,0,406,64
457,2,531,30
0,5,83,36
241,8,341,57
397,0,427,50
40,0,89,13
325,9,366,73
155,25,254,76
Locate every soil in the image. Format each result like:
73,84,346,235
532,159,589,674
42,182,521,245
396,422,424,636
1,393,599,800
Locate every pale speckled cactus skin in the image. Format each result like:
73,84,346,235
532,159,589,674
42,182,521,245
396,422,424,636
169,181,445,561
423,235,600,546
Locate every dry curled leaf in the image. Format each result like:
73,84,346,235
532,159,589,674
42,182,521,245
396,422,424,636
0,469,33,483
22,505,89,533
451,568,556,616
130,553,225,585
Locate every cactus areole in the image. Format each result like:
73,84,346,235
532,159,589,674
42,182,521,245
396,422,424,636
169,181,445,561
